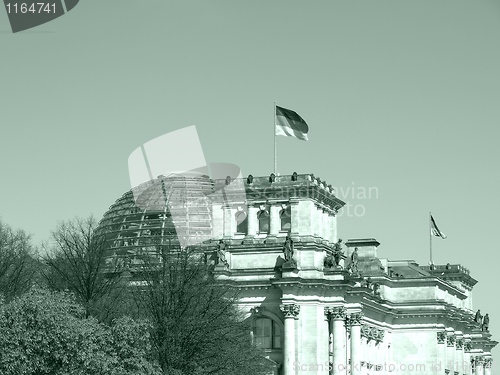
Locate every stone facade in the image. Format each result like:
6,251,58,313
201,173,497,375
99,172,497,375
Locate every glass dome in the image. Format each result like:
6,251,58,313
98,173,215,269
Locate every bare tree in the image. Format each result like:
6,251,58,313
132,245,271,375
0,219,38,301
42,216,125,320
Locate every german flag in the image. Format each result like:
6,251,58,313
275,106,309,141
430,215,447,239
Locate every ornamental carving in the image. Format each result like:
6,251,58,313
280,304,300,318
464,342,472,352
325,306,347,320
377,329,385,342
447,334,456,347
360,324,385,342
455,338,464,349
485,358,493,367
437,331,447,344
349,312,364,326
474,357,485,366
361,324,372,339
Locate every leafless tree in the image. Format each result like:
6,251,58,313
42,216,126,320
0,220,38,301
132,244,271,375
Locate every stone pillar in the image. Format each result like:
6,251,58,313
349,313,363,375
223,204,233,237
367,337,374,373
376,329,385,373
269,204,281,236
326,307,347,375
456,337,464,375
447,333,456,373
360,336,368,375
247,205,258,237
471,357,477,375
281,304,300,375
437,331,447,372
484,358,492,375
463,341,473,375
475,357,485,375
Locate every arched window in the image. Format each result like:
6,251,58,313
255,318,281,349
258,209,270,234
235,210,248,234
280,205,291,231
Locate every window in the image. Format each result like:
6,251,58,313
280,205,291,231
258,209,270,234
255,318,281,349
235,210,248,234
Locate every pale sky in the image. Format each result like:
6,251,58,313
1,0,499,356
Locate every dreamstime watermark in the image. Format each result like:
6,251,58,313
293,360,493,373
3,0,79,33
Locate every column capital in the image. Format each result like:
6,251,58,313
475,356,485,365
447,333,456,347
361,324,374,340
360,324,384,342
348,312,364,326
464,341,472,352
325,306,347,320
456,338,464,350
437,331,447,344
280,303,300,319
374,328,385,342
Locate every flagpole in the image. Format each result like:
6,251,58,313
429,211,433,266
274,101,277,175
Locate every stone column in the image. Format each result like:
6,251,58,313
376,329,385,373
223,204,233,237
361,338,368,375
456,338,464,375
475,357,485,375
463,341,473,375
447,333,456,373
247,204,258,237
269,204,281,236
437,331,447,373
326,307,347,375
281,304,300,375
349,313,363,375
484,358,492,375
367,337,374,373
